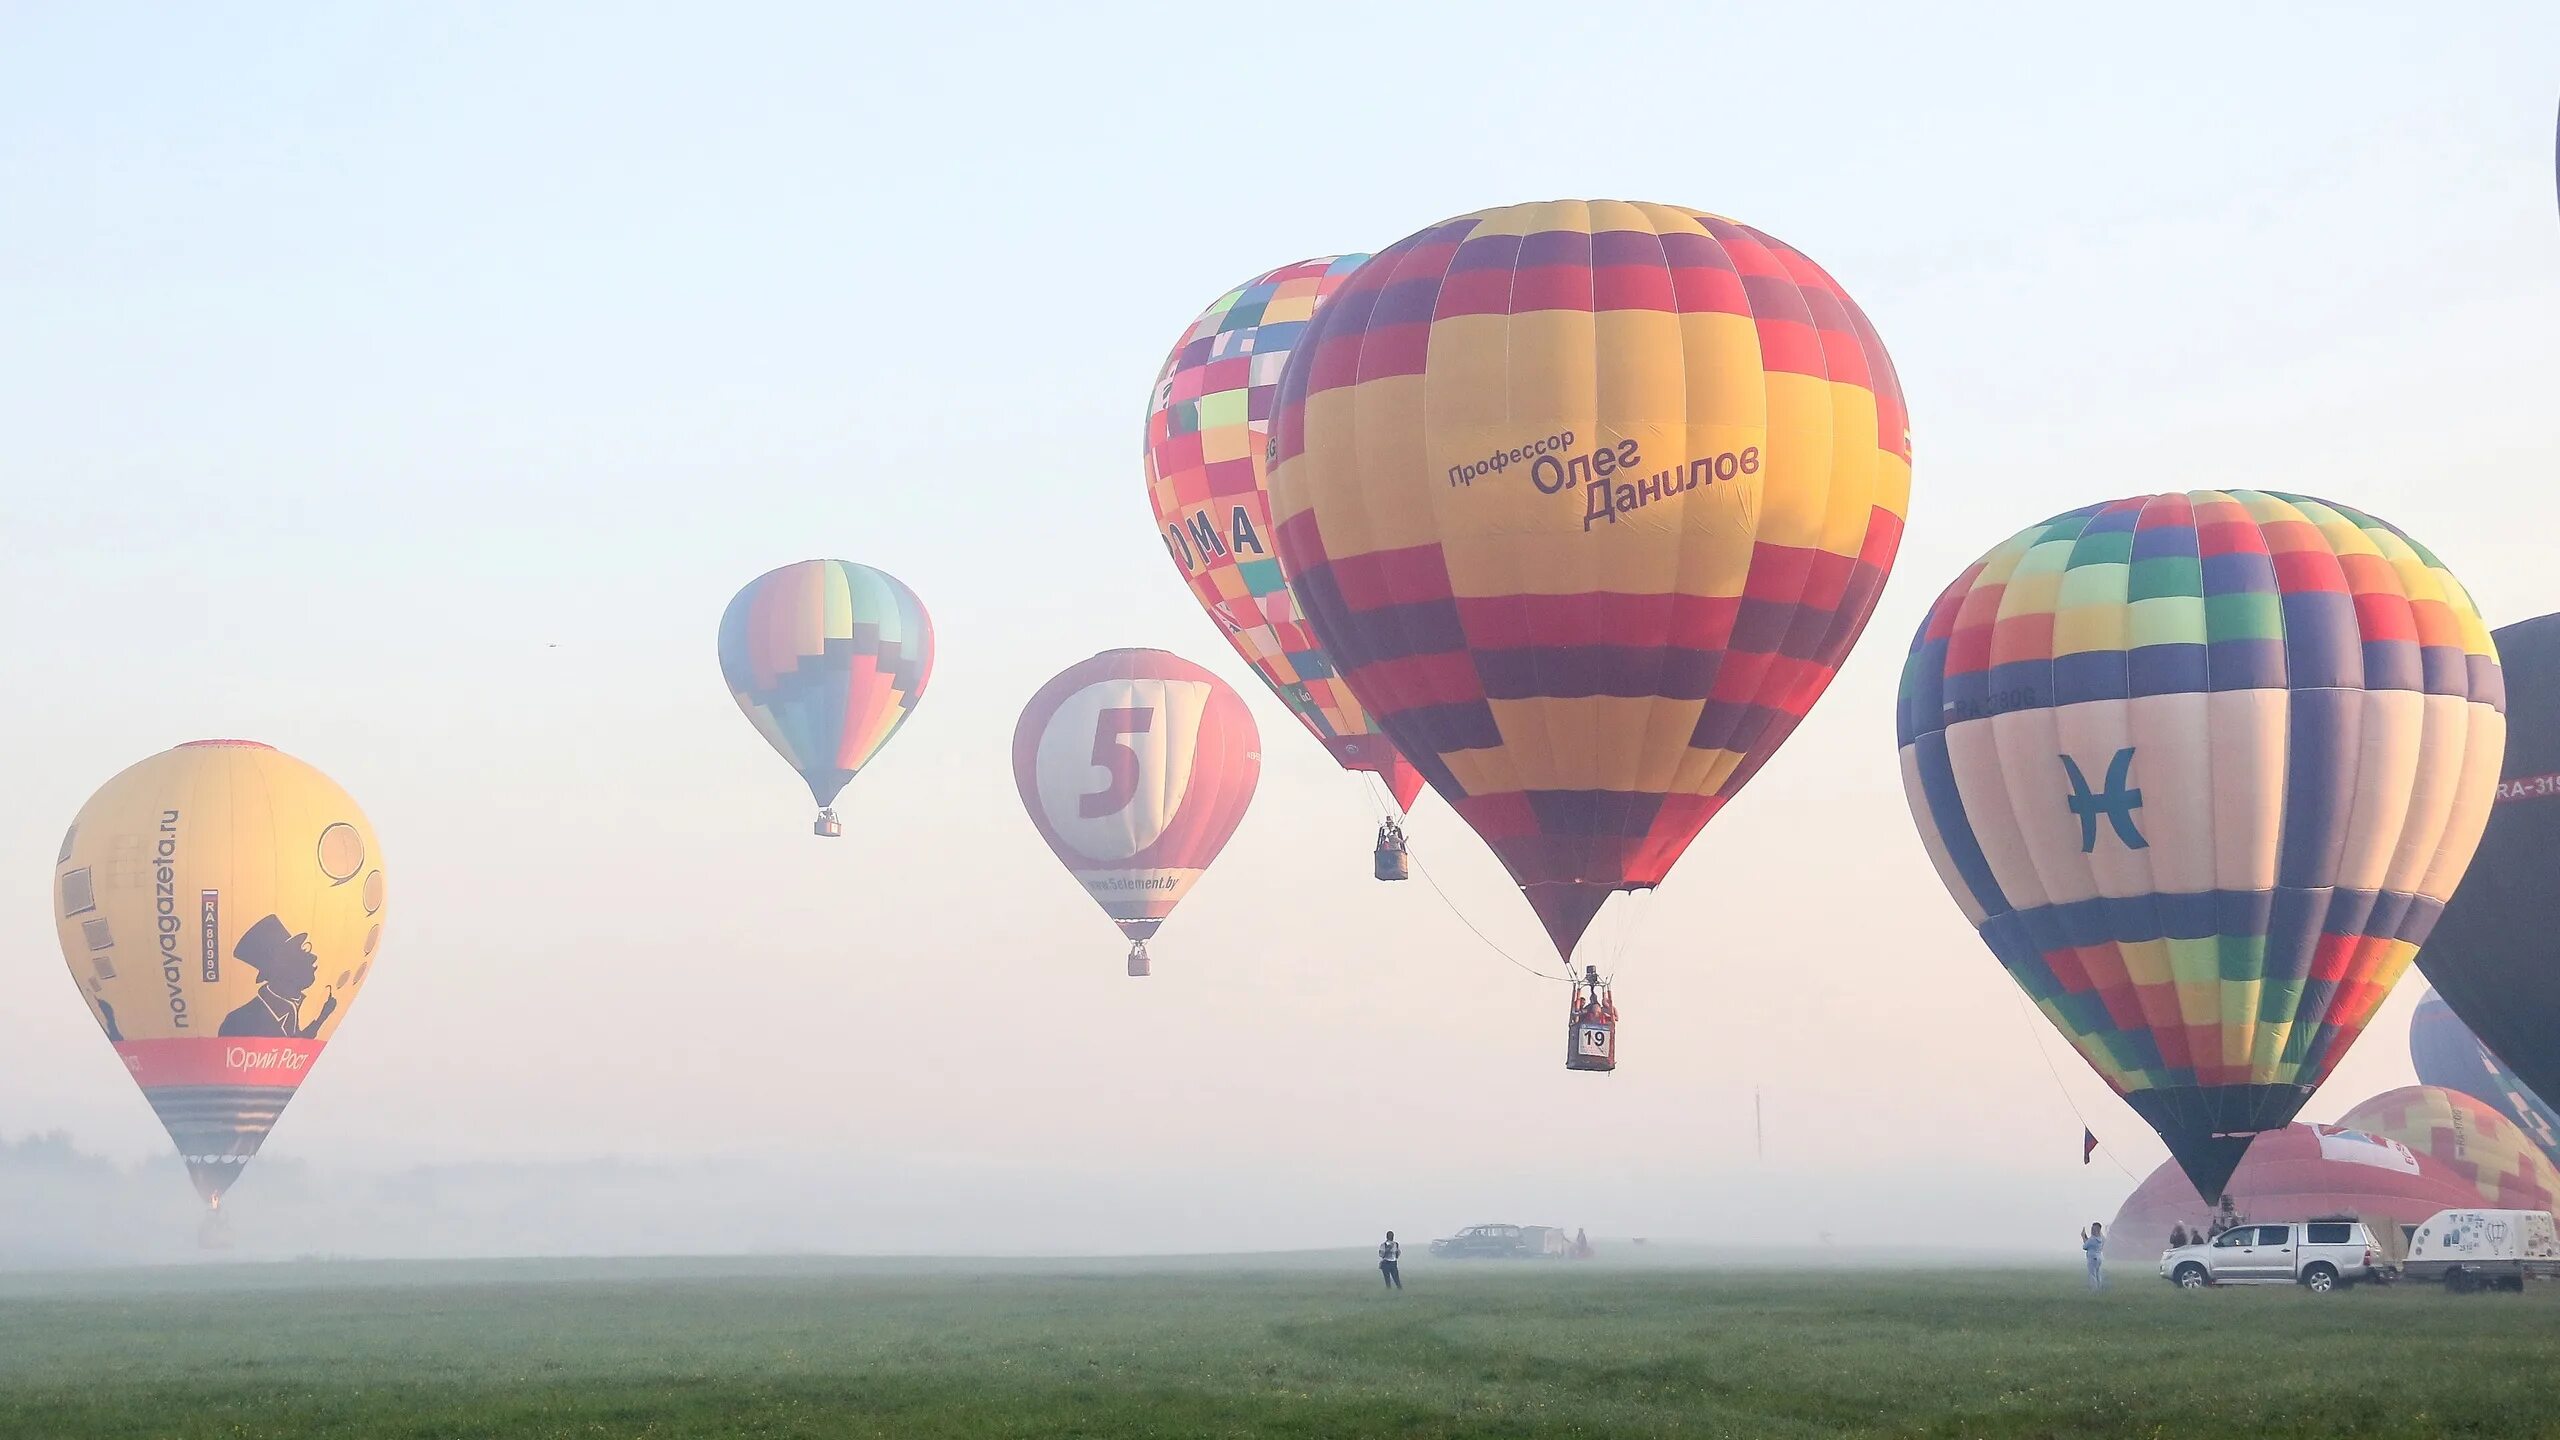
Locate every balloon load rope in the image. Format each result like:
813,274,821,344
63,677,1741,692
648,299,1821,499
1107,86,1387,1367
1403,838,1574,986
2006,989,2140,1182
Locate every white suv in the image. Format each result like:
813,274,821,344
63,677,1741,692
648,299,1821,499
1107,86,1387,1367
2158,1220,2380,1292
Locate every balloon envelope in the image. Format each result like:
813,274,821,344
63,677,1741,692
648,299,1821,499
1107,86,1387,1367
51,740,386,1208
2409,988,2560,1161
1899,491,2503,1202
2335,1085,2560,1214
1012,648,1259,953
2413,612,2560,1109
718,559,933,812
2106,1120,2482,1260
1144,256,1422,811
1268,199,1910,958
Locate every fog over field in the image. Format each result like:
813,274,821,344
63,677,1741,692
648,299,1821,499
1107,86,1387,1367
2,1129,2090,1269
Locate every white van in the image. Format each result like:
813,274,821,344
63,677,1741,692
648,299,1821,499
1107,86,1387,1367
2157,1219,2381,1292
2402,1209,2560,1293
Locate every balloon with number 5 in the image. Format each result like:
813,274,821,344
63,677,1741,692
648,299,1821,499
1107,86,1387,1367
1012,649,1260,976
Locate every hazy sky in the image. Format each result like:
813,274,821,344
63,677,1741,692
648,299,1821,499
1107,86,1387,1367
4,3,2557,1253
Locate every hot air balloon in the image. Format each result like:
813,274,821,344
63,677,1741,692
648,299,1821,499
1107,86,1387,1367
1012,648,1259,975
2336,1086,2560,1214
2413,612,2560,1109
1266,199,1910,976
1899,491,2504,1203
2410,989,2560,1160
1144,256,1424,842
718,559,934,836
51,740,386,1211
2106,1120,2481,1261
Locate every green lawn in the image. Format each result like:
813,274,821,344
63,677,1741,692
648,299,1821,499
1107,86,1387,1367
3,1256,2556,1437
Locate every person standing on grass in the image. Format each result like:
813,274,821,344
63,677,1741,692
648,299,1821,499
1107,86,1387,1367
2082,1222,2107,1290
1378,1231,1402,1290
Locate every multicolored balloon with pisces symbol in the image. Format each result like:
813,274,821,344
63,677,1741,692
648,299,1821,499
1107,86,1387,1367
1898,490,2503,1202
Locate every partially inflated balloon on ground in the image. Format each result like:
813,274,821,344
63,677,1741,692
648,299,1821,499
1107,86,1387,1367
1268,199,1910,962
1899,492,2502,1203
2106,1121,2481,1260
1144,256,1422,812
52,741,386,1209
2409,989,2560,1160
718,559,933,833
2335,1086,2560,1213
1012,649,1259,974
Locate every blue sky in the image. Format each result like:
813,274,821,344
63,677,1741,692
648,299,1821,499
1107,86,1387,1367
2,2,2556,1252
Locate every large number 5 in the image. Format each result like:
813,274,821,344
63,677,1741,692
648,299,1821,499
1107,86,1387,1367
1082,707,1155,818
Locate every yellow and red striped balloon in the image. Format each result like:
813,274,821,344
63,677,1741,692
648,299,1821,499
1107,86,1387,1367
1268,199,1910,959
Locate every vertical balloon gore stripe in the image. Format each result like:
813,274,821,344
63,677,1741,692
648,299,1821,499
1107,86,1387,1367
1266,200,1910,961
1898,491,2503,1203
719,560,934,810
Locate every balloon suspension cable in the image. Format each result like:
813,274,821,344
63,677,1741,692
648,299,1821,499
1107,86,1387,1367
2006,989,2140,1182
1358,772,1398,824
1594,886,1653,988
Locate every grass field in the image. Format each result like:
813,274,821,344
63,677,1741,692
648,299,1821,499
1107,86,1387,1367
4,1254,2557,1438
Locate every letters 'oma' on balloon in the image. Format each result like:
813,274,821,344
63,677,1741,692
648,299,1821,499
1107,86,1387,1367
1012,649,1259,976
1898,491,2503,1203
1143,256,1424,813
52,740,386,1210
1266,199,1911,962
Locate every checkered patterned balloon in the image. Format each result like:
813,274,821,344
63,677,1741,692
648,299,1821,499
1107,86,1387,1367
2337,1086,2560,1213
1267,201,1910,959
1144,257,1423,812
1898,491,2504,1203
2410,988,2560,1161
718,560,933,813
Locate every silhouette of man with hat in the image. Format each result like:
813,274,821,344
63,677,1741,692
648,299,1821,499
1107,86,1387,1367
219,915,337,1039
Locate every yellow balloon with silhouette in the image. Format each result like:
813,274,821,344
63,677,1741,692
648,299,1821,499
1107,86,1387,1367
51,739,386,1209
